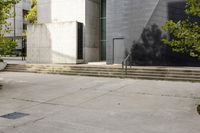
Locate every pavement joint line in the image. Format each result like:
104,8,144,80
13,84,132,111
77,84,132,106
11,85,104,111
11,98,64,112
12,81,109,111
32,116,46,123
41,81,112,104
2,78,111,112
11,83,133,110
109,91,200,100
10,89,200,115
12,98,45,104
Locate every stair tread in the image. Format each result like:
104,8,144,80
4,71,200,82
4,64,200,82
5,69,200,78
5,68,200,77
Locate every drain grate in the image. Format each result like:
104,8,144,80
0,112,29,120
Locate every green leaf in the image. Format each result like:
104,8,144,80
25,0,37,24
162,0,200,59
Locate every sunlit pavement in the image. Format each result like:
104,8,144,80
0,72,200,133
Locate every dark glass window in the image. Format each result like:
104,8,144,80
100,0,106,60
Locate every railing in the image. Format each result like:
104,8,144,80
122,53,132,75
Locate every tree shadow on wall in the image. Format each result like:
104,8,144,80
131,24,169,66
131,24,200,66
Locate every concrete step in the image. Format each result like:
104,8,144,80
5,64,200,75
5,69,200,82
5,68,200,79
6,64,200,73
4,64,200,82
5,67,200,77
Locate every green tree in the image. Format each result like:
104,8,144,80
0,37,17,56
25,0,37,24
0,0,19,37
0,0,19,57
162,0,200,59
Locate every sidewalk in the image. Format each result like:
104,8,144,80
1,57,26,64
0,72,200,133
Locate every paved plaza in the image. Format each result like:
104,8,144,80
0,72,200,133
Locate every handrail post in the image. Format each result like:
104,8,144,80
121,52,133,75
126,60,128,75
130,55,132,68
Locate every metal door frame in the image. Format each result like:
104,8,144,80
112,37,125,64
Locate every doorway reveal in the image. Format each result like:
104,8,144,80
113,38,125,64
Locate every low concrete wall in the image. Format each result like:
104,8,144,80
27,21,78,64
0,62,7,71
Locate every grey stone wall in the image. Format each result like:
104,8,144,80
106,0,160,64
85,0,100,62
106,0,200,66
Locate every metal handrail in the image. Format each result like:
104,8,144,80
122,53,132,75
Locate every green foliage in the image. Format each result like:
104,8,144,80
0,37,17,56
162,0,200,59
0,0,20,37
186,0,200,16
0,0,19,59
25,0,37,24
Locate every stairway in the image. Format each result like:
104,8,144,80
4,64,200,82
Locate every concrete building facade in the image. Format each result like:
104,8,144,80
27,0,100,64
27,0,200,66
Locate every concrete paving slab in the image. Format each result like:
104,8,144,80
79,93,199,112
0,98,37,116
2,118,123,133
113,80,200,99
0,102,66,130
48,89,106,106
12,105,200,133
0,72,200,133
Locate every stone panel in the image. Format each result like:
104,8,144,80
27,22,78,64
85,0,100,62
36,0,100,63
